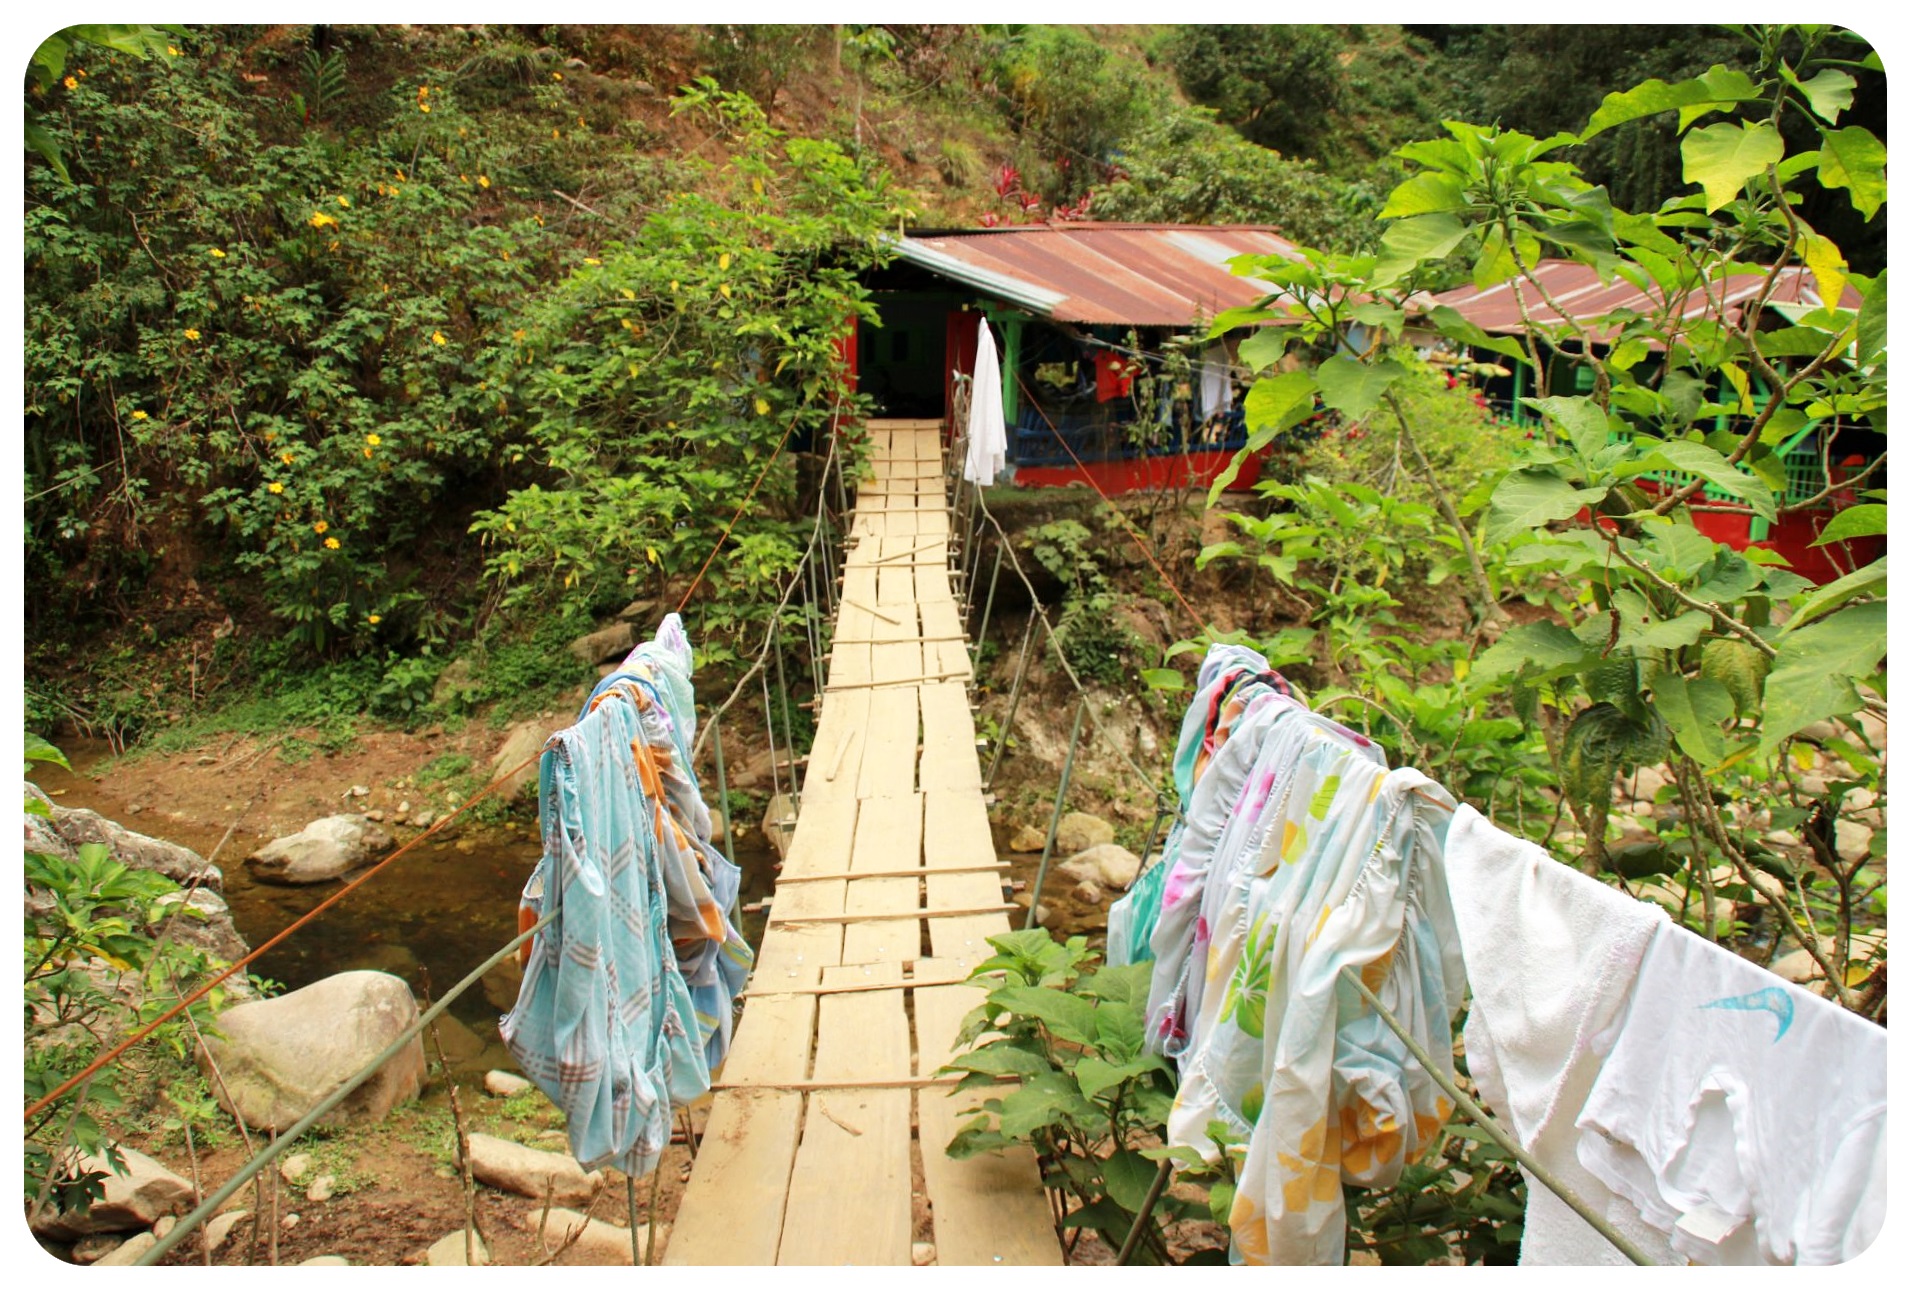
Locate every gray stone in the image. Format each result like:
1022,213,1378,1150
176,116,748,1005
348,784,371,798
306,1175,335,1203
614,597,659,624
301,1255,351,1266
1629,764,1671,803
364,809,386,823
94,1231,158,1266
491,720,550,803
568,622,636,666
1772,948,1821,984
522,1205,659,1264
31,1146,193,1238
410,809,436,830
1053,811,1115,856
71,1233,122,1264
198,970,425,1131
282,1212,300,1230
204,1209,250,1254
1836,820,1874,861
44,805,222,890
152,886,250,964
245,815,394,885
482,957,524,1013
468,1132,603,1207
153,1214,176,1238
1072,880,1103,905
912,1241,937,1266
427,1230,490,1266
1057,842,1141,891
485,1070,534,1098
1007,824,1046,854
280,1152,313,1183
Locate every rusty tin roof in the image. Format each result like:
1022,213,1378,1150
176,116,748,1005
890,223,1305,326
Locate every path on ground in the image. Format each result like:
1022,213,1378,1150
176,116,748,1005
665,420,1062,1266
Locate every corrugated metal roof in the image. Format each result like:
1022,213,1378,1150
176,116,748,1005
1418,259,1862,342
889,223,1304,326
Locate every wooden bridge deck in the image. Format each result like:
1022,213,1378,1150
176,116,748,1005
666,420,1063,1267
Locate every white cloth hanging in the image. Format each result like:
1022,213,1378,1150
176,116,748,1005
1198,342,1233,421
1444,805,1678,1266
1576,923,1888,1265
962,316,1007,486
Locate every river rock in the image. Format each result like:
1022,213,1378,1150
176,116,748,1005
491,720,550,803
427,1230,489,1266
245,815,393,885
1836,820,1874,861
197,970,425,1131
1057,843,1141,891
1072,880,1103,905
483,956,525,1012
522,1205,658,1264
204,1209,250,1254
1007,824,1046,853
70,1233,123,1264
94,1232,158,1266
40,802,222,891
468,1132,603,1207
615,597,659,623
1053,811,1114,856
485,1070,534,1098
151,886,250,964
568,621,637,665
306,1174,336,1203
31,1146,193,1238
280,1152,313,1183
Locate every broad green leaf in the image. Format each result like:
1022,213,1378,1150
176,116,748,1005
1579,66,1762,141
1379,172,1469,218
1139,667,1187,692
998,1071,1094,1138
1818,126,1887,221
1639,520,1723,580
1314,356,1405,420
992,986,1097,1046
1787,67,1857,123
1349,302,1407,336
1759,602,1888,754
1701,638,1770,717
1625,438,1776,520
1472,225,1517,289
1856,269,1886,365
1681,120,1785,213
1242,370,1317,433
1780,555,1885,634
1482,470,1602,546
1423,304,1528,361
1525,395,1616,463
1095,1001,1146,1063
1608,337,1651,371
1374,214,1469,285
1560,703,1667,810
25,733,69,771
1078,963,1151,1006
940,1043,1054,1081
1236,327,1292,372
1813,504,1886,547
1799,229,1849,308
1470,621,1595,685
1653,673,1735,766
1074,1054,1163,1100
1103,1149,1160,1213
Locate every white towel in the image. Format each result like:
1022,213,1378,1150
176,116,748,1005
1198,342,1232,421
962,317,1006,486
1576,923,1888,1265
1445,806,1677,1266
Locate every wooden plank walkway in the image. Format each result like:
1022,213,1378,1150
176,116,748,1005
667,420,1062,1267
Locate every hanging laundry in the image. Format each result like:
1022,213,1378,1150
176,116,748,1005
501,615,751,1176
1198,341,1233,422
1576,922,1887,1265
1213,769,1464,1265
583,615,753,1068
1444,805,1679,1266
963,316,1007,486
1093,347,1134,402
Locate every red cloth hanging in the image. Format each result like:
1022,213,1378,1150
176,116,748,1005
1094,349,1133,402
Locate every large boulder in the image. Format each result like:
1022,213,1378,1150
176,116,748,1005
467,1132,603,1207
568,622,636,666
152,886,251,965
197,970,425,1132
245,815,393,885
1057,843,1142,891
39,800,222,891
30,1146,193,1239
1053,811,1115,856
491,719,551,804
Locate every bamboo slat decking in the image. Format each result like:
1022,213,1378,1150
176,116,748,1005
666,420,1062,1267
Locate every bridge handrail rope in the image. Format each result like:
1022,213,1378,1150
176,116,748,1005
133,909,558,1266
23,749,544,1125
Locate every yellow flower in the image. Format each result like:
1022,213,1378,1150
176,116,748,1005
477,174,490,189
131,410,148,421
365,433,382,447
394,169,406,181
167,45,180,56
584,257,601,266
718,252,731,271
669,280,679,292
313,520,329,534
324,536,341,550
63,76,77,90
209,248,226,257
621,288,635,300
501,250,510,260
368,614,382,625
309,212,337,229
431,331,447,345
337,195,351,208
719,283,732,299
552,128,560,139
512,329,527,342
552,71,563,81
280,452,294,465
755,396,770,416
418,102,431,113
267,481,285,495
183,328,201,341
